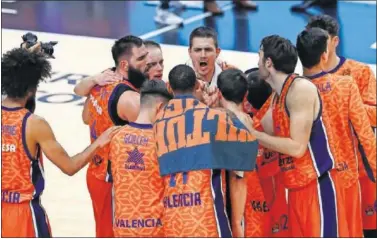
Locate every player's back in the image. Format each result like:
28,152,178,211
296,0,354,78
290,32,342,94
329,57,376,126
88,76,136,181
308,73,375,188
1,106,51,237
162,169,230,237
1,106,43,203
110,122,164,237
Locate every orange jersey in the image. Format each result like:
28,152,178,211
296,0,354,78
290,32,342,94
156,95,259,237
110,122,164,237
251,97,290,237
88,76,138,181
329,57,376,127
1,106,51,237
252,96,280,179
162,169,230,237
272,74,352,237
308,72,376,187
2,106,44,203
272,74,328,188
243,171,270,237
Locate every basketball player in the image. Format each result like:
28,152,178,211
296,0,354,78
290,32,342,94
248,35,349,237
306,16,377,237
245,69,291,237
217,69,270,238
1,48,119,237
144,40,164,81
306,15,376,126
296,27,376,237
74,35,148,237
110,80,172,237
155,64,259,238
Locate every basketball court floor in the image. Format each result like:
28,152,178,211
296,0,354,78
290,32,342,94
1,0,376,237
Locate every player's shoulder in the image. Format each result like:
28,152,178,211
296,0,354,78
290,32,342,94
28,114,48,125
290,76,318,95
344,58,373,74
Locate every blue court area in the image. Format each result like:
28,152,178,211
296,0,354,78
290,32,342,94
2,0,376,64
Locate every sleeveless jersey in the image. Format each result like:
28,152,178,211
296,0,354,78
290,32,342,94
252,95,280,179
308,72,376,187
110,122,164,237
272,74,332,189
250,97,290,237
1,106,44,203
88,76,138,182
243,171,270,237
162,169,230,237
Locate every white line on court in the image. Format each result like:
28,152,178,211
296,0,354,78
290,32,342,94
345,1,376,5
1,8,17,14
371,42,376,49
139,4,234,40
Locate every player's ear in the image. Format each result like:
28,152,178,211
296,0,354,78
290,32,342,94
332,36,339,48
216,48,221,58
119,59,129,72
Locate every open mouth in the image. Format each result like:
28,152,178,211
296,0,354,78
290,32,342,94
199,61,208,67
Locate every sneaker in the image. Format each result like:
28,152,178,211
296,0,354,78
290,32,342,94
154,7,184,25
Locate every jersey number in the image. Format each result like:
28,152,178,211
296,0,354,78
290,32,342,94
169,172,189,187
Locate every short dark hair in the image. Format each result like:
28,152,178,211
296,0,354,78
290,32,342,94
260,35,298,74
111,35,144,66
296,27,329,69
168,64,197,93
306,14,339,37
245,68,272,110
217,69,247,104
144,40,161,49
189,26,218,48
2,48,51,99
140,79,173,105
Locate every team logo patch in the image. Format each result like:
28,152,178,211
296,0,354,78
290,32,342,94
125,148,145,171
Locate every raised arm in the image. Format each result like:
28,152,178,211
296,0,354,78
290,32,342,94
29,115,119,176
73,69,118,97
251,79,319,158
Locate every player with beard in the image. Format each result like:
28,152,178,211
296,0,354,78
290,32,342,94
248,35,349,237
73,35,148,237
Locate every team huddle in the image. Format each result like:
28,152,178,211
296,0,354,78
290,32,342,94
1,14,376,238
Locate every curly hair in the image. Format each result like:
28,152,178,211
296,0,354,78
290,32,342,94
2,48,51,99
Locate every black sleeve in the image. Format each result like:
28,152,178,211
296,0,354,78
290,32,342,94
108,84,135,126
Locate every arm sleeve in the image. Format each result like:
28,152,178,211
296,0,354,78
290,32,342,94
348,79,376,182
354,66,376,127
